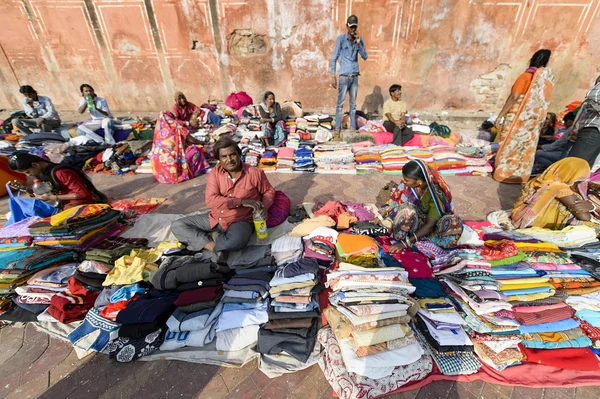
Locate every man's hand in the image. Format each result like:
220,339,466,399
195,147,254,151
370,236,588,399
395,120,405,129
355,35,362,45
8,180,25,192
331,76,337,90
35,117,45,127
241,199,267,218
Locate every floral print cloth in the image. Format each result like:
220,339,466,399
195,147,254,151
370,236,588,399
494,67,555,183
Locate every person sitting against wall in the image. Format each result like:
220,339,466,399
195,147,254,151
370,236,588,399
258,91,287,146
533,111,576,173
77,84,118,145
380,160,464,252
382,84,414,146
171,138,276,263
7,152,108,210
172,91,221,128
15,85,61,135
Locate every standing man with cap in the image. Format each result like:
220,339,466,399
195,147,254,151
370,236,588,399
331,15,368,138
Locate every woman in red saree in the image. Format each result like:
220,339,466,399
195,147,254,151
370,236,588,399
149,111,209,184
493,49,555,184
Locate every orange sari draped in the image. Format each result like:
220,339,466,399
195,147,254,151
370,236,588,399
494,67,555,184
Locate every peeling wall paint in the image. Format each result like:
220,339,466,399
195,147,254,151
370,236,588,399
0,0,598,113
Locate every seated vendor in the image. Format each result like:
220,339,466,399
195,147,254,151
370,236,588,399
380,160,463,252
533,112,575,173
537,112,557,146
171,138,276,261
77,84,118,145
511,157,595,230
8,152,108,209
172,91,221,128
259,91,287,147
15,85,61,135
382,84,414,146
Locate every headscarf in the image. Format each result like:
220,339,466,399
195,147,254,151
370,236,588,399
172,91,200,122
511,157,590,228
382,160,454,219
260,91,275,112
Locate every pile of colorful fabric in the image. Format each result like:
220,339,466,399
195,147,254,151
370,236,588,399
293,144,315,172
276,146,294,172
29,204,122,250
313,143,355,174
258,149,277,171
241,137,264,167
353,145,382,174
380,147,409,175
0,248,77,320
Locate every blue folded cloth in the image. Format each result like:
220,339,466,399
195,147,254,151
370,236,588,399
518,318,580,334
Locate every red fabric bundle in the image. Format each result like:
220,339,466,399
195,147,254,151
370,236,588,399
480,240,519,260
48,278,99,324
512,302,575,325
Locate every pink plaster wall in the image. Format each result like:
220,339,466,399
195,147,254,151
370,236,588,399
0,0,598,114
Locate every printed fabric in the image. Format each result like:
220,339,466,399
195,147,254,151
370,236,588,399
317,326,433,399
149,111,193,184
108,328,166,362
494,67,555,183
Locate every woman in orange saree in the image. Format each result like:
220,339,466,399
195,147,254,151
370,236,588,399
493,50,555,184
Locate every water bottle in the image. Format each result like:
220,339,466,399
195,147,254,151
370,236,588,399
253,210,268,240
86,94,96,110
32,179,60,207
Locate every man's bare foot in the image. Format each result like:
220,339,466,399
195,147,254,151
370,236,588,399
204,241,216,252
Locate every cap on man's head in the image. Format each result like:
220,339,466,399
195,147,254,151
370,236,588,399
19,85,35,94
347,15,358,27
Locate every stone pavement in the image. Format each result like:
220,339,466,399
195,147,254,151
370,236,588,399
0,172,598,398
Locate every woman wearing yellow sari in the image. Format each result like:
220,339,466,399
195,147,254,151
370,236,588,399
493,50,555,184
511,158,594,230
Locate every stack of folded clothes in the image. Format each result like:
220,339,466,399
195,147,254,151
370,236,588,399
258,149,277,171
353,146,382,174
323,262,427,382
0,247,76,301
160,285,224,350
150,255,232,292
47,277,100,324
414,298,481,376
271,235,303,266
335,233,379,268
313,143,355,174
0,216,39,250
380,146,409,175
293,145,314,172
12,262,78,318
257,257,321,371
111,289,178,362
276,146,295,172
29,204,122,250
242,137,264,167
215,267,273,352
303,227,338,265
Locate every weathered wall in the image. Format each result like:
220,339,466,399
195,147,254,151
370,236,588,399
0,0,599,114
